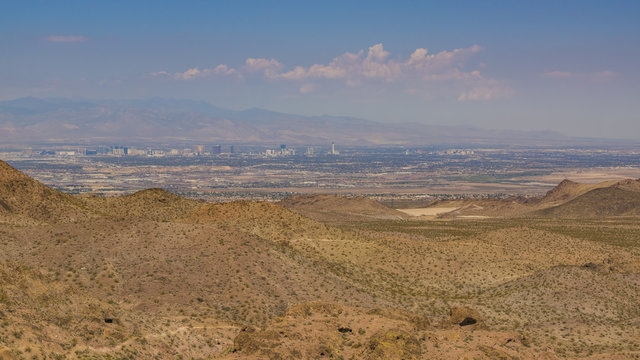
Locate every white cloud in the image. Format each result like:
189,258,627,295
275,43,483,84
174,68,202,80
153,43,507,101
213,64,237,76
279,51,358,80
149,71,169,77
46,35,87,43
152,65,237,81
244,58,283,78
366,43,390,62
408,48,428,65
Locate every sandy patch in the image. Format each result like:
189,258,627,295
397,207,459,216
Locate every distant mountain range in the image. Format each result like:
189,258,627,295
0,97,626,146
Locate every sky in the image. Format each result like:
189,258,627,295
1,0,639,138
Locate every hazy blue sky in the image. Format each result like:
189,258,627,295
1,1,639,138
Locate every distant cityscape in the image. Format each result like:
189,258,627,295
35,142,347,158
18,142,491,160
3,142,639,205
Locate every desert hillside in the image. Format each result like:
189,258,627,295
535,186,640,218
279,194,410,222
0,160,91,223
79,187,204,222
0,161,639,359
412,178,640,219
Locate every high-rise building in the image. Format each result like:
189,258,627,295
329,142,339,155
112,146,126,156
229,145,235,154
212,144,222,154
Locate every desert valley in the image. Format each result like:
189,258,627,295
3,2,640,358
1,159,640,359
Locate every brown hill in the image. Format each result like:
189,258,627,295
429,179,640,219
80,188,204,222
610,178,640,193
478,263,640,351
535,186,640,219
4,211,377,327
537,178,631,206
178,200,343,242
279,194,410,222
0,160,90,223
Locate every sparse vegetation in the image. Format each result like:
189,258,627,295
0,160,639,358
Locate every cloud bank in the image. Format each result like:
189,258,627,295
151,43,510,101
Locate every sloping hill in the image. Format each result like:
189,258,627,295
610,178,640,193
3,216,378,329
80,188,204,222
421,179,640,219
178,200,343,242
477,264,640,356
279,194,410,222
537,179,626,206
0,262,130,356
0,258,243,358
535,186,640,219
0,160,90,223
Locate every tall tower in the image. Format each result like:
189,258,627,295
331,142,335,155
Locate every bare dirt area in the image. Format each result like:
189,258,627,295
397,207,459,217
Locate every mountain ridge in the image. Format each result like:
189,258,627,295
429,178,640,219
0,96,610,145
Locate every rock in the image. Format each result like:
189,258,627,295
448,306,484,328
582,262,599,270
